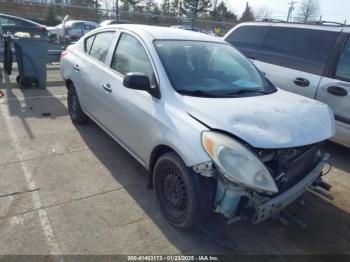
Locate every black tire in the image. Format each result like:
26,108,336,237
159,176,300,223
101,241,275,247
153,152,215,229
67,86,88,124
19,77,33,88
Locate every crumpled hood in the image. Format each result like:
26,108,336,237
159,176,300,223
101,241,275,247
183,89,335,149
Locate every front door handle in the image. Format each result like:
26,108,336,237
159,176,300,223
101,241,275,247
73,64,80,71
294,77,310,87
102,83,112,92
327,86,348,97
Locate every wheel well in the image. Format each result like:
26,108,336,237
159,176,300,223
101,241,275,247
65,79,74,89
147,145,175,189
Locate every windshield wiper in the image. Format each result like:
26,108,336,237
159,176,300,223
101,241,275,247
227,88,270,96
176,89,221,98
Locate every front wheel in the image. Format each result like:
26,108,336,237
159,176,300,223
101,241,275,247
67,87,88,124
154,152,207,229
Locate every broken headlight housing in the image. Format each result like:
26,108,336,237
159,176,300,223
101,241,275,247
202,131,278,194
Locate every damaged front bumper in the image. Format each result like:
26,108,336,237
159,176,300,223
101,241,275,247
211,153,330,224
252,153,330,223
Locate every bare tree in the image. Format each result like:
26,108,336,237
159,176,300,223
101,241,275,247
255,6,272,21
297,0,320,23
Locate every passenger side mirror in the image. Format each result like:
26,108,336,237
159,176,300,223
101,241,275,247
123,72,160,98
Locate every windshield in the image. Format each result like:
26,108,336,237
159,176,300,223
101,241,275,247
154,40,276,97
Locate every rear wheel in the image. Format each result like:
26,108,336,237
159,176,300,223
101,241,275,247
67,87,88,124
153,152,215,229
18,76,35,88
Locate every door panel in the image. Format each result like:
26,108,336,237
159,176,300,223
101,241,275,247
317,77,350,123
254,60,322,98
98,32,158,162
77,31,116,119
251,27,339,99
316,36,350,146
97,66,158,163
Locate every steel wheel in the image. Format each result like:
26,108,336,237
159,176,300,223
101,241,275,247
154,152,199,229
159,165,188,219
67,86,88,124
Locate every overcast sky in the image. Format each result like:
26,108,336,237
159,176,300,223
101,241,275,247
221,0,350,23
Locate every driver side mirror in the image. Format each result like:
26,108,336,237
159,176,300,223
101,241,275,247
123,72,160,99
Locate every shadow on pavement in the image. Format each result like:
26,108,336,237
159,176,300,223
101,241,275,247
76,121,350,255
325,141,350,173
0,67,67,139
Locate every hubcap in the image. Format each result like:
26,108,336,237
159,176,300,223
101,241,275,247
159,166,187,218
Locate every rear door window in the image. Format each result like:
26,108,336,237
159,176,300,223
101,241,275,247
259,27,339,75
335,37,350,82
110,33,154,78
225,25,268,58
89,31,115,63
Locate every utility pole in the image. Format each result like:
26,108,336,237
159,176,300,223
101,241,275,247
287,1,297,22
191,0,196,30
116,0,119,23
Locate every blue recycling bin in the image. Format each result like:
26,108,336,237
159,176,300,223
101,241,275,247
13,36,48,88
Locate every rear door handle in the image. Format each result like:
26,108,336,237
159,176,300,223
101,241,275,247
327,86,348,97
102,83,112,92
294,77,310,87
73,64,80,71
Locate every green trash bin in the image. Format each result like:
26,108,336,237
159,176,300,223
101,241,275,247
13,36,48,89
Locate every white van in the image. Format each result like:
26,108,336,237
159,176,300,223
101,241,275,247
225,22,350,148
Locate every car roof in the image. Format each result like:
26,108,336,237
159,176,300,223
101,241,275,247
103,24,223,42
67,20,98,25
237,22,345,33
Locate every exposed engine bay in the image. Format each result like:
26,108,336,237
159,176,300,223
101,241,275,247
193,142,332,226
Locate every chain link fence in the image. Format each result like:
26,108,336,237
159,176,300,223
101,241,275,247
0,0,236,35
0,0,237,62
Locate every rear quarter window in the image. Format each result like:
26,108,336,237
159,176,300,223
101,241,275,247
89,31,115,63
84,34,95,54
259,27,339,75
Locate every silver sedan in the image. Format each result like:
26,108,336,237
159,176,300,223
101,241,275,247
60,25,335,229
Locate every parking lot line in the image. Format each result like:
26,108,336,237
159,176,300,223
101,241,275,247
0,94,67,104
0,103,62,255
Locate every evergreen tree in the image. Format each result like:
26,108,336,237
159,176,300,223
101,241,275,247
161,0,171,14
170,0,181,15
180,0,212,18
152,3,162,15
46,5,57,26
120,0,130,11
210,1,237,21
239,2,255,22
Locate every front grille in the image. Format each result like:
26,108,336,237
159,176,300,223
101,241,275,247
258,143,324,193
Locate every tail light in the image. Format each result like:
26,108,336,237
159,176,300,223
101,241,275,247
61,50,68,58
38,25,47,32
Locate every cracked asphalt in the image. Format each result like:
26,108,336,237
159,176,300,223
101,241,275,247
0,66,350,255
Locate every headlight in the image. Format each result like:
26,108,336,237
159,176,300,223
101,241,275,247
202,131,278,194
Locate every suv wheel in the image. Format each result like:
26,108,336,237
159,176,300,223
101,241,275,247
154,152,206,229
67,87,88,124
